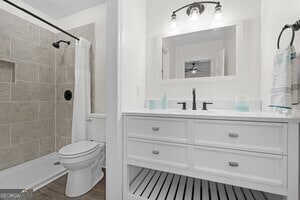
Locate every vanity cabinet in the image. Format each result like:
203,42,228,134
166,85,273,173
123,113,299,200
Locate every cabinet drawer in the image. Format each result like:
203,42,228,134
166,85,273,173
127,138,188,169
127,117,189,143
192,146,287,187
192,120,287,154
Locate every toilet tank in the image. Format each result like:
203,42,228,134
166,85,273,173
87,113,106,142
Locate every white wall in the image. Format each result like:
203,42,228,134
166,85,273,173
57,4,107,113
261,0,300,111
121,0,147,110
146,0,261,102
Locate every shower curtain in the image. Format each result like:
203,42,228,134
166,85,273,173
72,38,92,143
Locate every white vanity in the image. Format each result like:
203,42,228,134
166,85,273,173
123,110,300,200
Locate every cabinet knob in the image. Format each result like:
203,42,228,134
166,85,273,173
228,133,239,138
152,127,159,131
152,150,159,155
229,161,239,167
86,119,92,122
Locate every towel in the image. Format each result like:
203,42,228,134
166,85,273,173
269,45,298,114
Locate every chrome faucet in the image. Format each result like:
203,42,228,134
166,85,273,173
192,88,197,110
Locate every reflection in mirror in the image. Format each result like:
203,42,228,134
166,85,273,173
161,25,236,80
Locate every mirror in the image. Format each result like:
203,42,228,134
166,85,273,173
161,24,237,80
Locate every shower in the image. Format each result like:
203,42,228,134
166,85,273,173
52,40,71,49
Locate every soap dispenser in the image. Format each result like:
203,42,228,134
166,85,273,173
161,93,168,109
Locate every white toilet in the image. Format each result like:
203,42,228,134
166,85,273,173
58,114,106,197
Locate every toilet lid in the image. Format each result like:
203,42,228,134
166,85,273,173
59,141,99,156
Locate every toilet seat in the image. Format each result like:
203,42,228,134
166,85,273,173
59,141,101,158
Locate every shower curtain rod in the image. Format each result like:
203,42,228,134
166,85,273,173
3,0,80,41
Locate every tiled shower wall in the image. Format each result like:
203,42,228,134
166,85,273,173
0,8,96,170
55,24,96,150
0,9,56,170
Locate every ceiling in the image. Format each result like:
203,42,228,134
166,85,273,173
22,0,106,19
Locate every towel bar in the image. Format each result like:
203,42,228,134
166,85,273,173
277,20,300,49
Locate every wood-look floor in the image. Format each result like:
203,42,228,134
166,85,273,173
34,172,106,200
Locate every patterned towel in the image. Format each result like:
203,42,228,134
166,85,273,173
269,45,298,114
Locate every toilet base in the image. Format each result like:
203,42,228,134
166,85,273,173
65,156,104,197
66,169,104,197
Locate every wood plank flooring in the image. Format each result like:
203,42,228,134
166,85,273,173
34,171,106,200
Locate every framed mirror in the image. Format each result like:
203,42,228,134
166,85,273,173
159,21,243,83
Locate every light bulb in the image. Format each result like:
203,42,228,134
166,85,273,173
192,69,197,74
190,7,200,21
214,4,223,21
170,13,178,28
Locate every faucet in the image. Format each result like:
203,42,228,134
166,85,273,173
192,88,197,110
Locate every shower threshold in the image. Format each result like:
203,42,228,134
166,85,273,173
0,152,67,191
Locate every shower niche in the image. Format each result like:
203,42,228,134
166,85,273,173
0,60,15,83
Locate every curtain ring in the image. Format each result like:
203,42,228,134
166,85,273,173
277,25,295,49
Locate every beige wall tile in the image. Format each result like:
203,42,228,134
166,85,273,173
39,65,55,84
55,66,67,84
39,120,55,139
11,102,38,123
11,82,39,101
15,60,39,82
39,28,55,47
0,83,10,101
39,136,55,157
65,137,72,145
55,136,67,151
39,102,55,120
55,102,67,119
0,102,11,124
0,9,39,43
66,66,75,84
83,23,96,44
11,37,55,66
38,45,55,66
11,121,39,145
66,102,73,120
0,32,10,57
0,141,38,170
56,47,75,67
56,119,72,137
11,37,37,63
39,84,55,101
0,125,10,148
0,60,14,83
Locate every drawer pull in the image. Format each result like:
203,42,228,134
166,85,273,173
152,150,160,155
228,133,239,138
152,127,160,131
229,161,239,167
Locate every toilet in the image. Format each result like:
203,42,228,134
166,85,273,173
58,114,106,197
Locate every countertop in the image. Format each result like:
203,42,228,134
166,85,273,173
123,109,300,123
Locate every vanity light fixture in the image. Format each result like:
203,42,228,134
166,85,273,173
170,1,223,28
